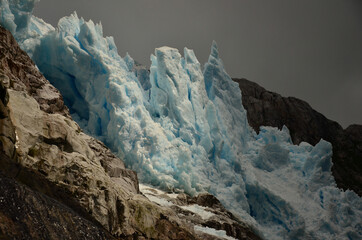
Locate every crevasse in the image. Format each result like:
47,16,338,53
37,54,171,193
1,1,361,239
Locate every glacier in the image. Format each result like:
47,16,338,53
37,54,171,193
1,0,361,239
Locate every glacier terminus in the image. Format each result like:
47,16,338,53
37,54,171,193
1,0,361,239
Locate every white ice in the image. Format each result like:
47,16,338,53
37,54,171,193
194,225,238,240
180,205,215,220
1,1,361,239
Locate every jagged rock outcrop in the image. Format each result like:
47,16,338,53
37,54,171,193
0,25,68,117
0,168,117,240
0,23,140,237
0,51,116,238
0,25,260,240
234,78,362,196
140,185,261,240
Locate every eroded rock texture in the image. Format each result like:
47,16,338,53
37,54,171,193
0,168,116,240
234,78,362,196
0,24,138,238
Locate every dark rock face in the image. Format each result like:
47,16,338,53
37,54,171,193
0,169,116,240
194,193,223,209
0,25,116,238
0,80,15,160
234,78,362,196
0,26,69,117
0,70,114,240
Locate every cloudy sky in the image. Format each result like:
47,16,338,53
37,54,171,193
34,0,362,128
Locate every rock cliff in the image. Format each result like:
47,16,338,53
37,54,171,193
234,78,362,196
0,25,260,240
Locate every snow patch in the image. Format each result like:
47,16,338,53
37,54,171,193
180,205,215,220
139,184,175,207
144,194,173,207
194,225,237,240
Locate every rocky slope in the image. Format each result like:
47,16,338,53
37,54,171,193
234,78,362,196
0,168,117,240
0,25,260,240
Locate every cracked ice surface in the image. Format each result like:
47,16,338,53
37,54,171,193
1,1,361,239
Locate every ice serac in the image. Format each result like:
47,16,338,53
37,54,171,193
3,24,262,239
1,1,361,239
0,0,54,56
234,77,362,196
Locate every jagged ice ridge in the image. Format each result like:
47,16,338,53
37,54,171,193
1,1,361,239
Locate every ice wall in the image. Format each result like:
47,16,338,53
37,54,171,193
1,1,361,239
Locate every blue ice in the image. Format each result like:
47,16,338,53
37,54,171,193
1,1,361,239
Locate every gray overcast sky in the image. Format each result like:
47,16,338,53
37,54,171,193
33,0,362,128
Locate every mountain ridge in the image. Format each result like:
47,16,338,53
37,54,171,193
234,78,362,196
